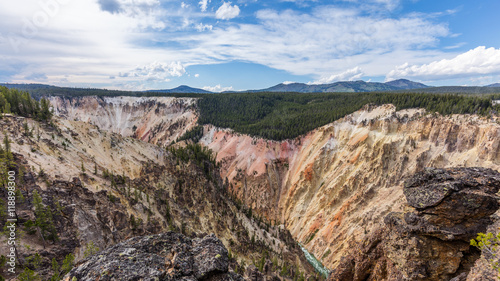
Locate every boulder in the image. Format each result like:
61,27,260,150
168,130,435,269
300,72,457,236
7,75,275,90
63,232,244,281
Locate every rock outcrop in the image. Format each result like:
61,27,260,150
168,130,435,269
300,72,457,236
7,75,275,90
63,232,244,281
329,167,500,281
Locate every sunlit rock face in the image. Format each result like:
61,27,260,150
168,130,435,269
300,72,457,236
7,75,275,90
50,96,198,145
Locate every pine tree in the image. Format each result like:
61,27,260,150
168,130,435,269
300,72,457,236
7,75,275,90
32,190,58,245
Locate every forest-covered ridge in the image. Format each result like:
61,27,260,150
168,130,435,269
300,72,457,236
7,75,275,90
197,91,500,140
3,84,500,141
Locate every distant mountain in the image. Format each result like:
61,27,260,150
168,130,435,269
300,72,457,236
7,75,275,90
3,80,499,97
385,79,428,90
249,79,429,93
405,86,500,94
147,85,211,94
487,83,500,87
0,83,210,98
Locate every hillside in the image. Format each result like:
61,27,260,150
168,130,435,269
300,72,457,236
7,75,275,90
200,104,500,279
197,91,499,140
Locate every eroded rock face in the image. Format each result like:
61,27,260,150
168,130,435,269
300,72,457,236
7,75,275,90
63,232,244,281
329,167,500,281
50,96,198,145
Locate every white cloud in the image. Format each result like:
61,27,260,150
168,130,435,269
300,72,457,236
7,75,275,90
216,2,240,20
386,46,500,81
199,0,210,12
202,84,234,92
310,67,364,84
119,62,186,82
195,73,200,77
181,2,189,9
195,23,213,32
0,1,456,89
189,7,449,77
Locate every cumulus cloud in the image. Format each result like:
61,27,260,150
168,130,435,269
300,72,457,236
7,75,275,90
202,84,234,92
386,46,500,81
199,0,210,12
310,67,364,84
216,2,240,20
120,62,186,82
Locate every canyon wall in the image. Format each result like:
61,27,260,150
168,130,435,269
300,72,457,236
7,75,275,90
48,97,500,275
201,104,500,270
50,96,198,145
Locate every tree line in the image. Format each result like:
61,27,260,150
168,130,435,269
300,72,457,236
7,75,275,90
0,86,52,122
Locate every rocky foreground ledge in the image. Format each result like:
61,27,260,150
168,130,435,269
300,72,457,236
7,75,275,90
330,167,500,281
63,232,244,281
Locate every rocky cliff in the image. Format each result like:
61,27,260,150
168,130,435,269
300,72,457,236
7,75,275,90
49,96,198,145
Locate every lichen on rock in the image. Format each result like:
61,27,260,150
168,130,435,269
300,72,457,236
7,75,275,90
63,232,244,281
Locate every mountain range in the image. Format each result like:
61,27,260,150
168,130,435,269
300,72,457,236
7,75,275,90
244,79,427,93
2,79,500,96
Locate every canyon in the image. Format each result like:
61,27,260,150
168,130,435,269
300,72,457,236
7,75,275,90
46,97,500,278
4,95,500,280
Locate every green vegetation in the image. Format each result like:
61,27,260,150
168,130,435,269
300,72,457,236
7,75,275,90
0,83,205,99
0,134,14,188
32,190,58,243
83,241,100,258
198,92,500,141
470,232,500,278
176,125,204,143
169,143,217,168
49,253,75,281
18,268,39,281
0,86,52,122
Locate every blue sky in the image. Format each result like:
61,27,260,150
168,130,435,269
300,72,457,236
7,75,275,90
0,0,499,91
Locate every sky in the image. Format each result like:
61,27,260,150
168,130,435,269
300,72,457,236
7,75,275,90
0,0,499,91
